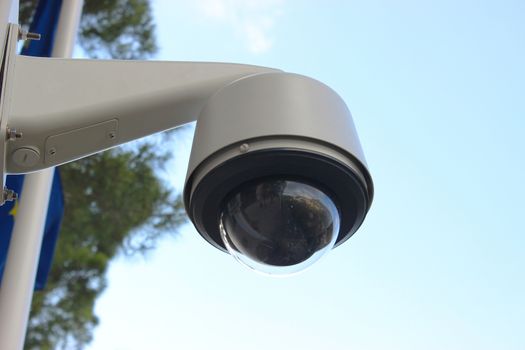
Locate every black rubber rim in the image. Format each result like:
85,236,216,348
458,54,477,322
185,149,370,252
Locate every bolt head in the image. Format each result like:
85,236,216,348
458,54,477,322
3,188,18,202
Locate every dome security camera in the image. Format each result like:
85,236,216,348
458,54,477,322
2,44,373,275
184,72,374,275
0,13,375,350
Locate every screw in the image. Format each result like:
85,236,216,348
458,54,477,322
3,187,18,202
239,143,250,153
18,29,41,41
108,131,116,139
49,148,56,156
6,128,22,141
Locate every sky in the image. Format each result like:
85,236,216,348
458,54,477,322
87,1,525,349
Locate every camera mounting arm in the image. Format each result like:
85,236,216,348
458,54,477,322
0,23,278,203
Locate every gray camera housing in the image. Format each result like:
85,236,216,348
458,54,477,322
184,72,374,253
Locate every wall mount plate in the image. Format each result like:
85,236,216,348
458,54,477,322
0,24,20,205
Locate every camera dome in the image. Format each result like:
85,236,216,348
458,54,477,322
184,73,373,275
219,178,340,275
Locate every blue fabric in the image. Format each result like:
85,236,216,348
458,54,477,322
0,0,65,290
21,0,63,57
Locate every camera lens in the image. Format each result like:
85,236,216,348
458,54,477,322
219,178,340,275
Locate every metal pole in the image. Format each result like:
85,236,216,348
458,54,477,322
0,1,83,349
51,0,84,58
0,0,18,50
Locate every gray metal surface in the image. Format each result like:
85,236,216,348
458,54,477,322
6,58,278,173
0,24,20,204
186,72,372,194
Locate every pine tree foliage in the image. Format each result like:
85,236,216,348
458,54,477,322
25,147,186,350
19,0,157,59
17,1,184,348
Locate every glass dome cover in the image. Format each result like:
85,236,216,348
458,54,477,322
220,178,340,275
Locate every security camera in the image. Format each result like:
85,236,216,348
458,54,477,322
184,72,373,275
0,11,375,350
2,42,373,275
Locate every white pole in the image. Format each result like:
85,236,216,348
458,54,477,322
0,1,83,349
0,0,18,49
51,0,84,58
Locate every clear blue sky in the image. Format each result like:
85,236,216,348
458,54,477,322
87,1,525,349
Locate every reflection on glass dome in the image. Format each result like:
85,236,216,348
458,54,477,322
220,178,340,275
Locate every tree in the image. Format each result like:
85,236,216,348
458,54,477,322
17,1,183,349
19,0,157,59
25,146,185,350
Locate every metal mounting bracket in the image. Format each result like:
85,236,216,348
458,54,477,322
0,23,19,205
